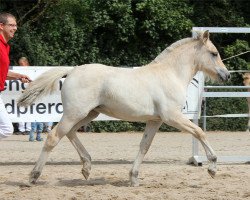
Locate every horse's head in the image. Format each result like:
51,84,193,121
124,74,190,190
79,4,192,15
195,30,230,82
243,73,250,86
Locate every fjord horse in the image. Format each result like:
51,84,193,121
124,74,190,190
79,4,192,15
243,73,250,132
18,31,230,186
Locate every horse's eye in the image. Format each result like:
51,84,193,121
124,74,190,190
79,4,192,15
211,52,218,57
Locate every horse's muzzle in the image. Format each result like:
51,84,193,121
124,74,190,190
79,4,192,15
216,67,231,82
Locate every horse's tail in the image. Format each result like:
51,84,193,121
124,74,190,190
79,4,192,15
17,67,73,107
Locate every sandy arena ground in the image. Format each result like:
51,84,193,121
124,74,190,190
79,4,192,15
0,131,250,200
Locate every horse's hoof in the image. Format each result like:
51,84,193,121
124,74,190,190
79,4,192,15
208,168,216,178
29,171,41,184
82,168,90,180
130,181,140,187
129,170,140,187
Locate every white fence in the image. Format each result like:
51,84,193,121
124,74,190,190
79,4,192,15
202,85,250,131
189,26,250,166
189,85,250,166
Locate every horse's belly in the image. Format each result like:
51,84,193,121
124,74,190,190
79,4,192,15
94,105,160,122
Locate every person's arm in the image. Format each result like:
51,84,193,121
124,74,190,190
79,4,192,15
7,70,32,83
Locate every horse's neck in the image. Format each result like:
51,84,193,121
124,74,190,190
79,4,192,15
156,44,198,88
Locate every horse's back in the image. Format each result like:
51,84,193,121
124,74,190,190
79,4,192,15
60,64,134,102
64,63,145,88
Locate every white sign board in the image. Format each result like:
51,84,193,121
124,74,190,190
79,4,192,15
2,67,203,122
182,71,204,119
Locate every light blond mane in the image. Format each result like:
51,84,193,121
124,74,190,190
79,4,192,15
152,32,203,64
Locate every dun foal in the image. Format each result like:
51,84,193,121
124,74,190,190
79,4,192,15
18,31,230,186
243,73,250,132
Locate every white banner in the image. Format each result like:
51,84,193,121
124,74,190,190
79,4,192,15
1,67,203,122
182,71,204,119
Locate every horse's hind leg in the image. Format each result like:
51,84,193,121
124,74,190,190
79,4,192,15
29,115,79,184
246,99,250,132
29,124,59,183
66,110,99,180
130,120,162,187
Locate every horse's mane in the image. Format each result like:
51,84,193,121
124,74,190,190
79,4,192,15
151,33,201,64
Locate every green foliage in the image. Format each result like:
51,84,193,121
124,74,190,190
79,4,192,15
191,0,247,27
89,120,179,132
90,121,135,133
203,95,249,131
223,40,249,84
6,0,194,66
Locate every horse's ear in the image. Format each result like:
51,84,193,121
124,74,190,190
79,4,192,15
243,73,250,78
202,30,210,43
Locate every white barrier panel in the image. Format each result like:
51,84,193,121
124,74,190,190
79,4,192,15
203,92,250,97
204,113,250,118
189,26,250,166
182,71,204,118
2,67,204,122
189,87,250,166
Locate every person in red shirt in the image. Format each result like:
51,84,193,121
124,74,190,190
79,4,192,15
0,12,31,139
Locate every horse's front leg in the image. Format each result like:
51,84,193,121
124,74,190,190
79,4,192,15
164,112,217,177
246,98,250,132
247,112,250,132
130,120,162,187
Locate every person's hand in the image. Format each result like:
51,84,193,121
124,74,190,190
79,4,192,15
18,74,32,83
